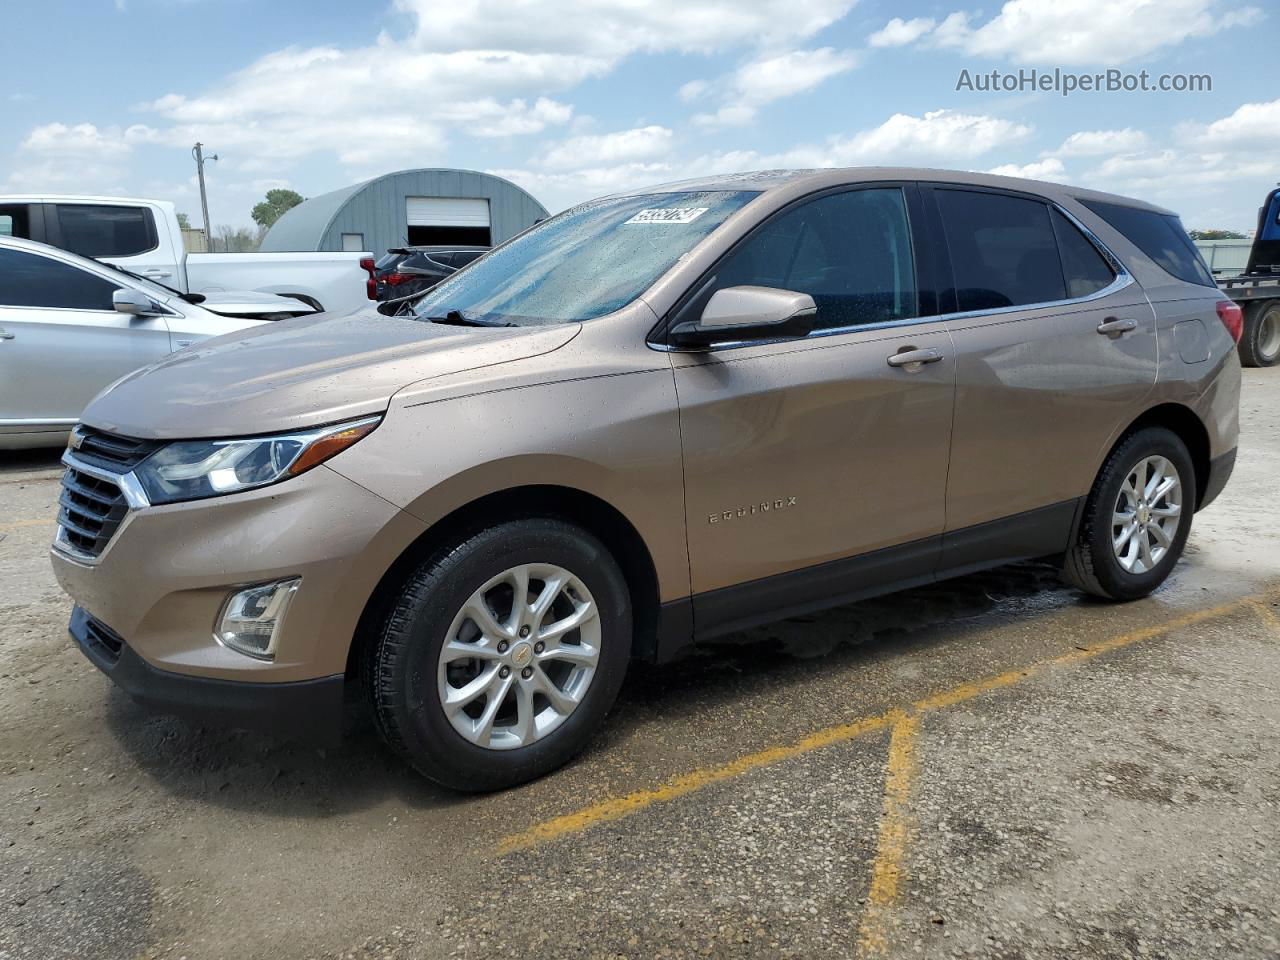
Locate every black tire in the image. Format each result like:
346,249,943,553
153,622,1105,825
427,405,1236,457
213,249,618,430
368,517,632,792
1238,301,1280,368
1063,427,1195,601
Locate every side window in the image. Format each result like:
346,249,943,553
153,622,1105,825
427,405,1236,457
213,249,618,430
0,205,30,239
1079,199,1216,287
452,251,485,266
0,247,120,310
1050,208,1116,298
55,204,157,258
679,188,918,333
937,189,1066,311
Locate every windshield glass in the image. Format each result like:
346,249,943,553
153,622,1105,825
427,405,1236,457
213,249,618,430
411,190,759,326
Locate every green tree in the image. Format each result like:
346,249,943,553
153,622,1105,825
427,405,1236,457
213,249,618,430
176,211,191,229
1189,229,1247,240
250,188,305,229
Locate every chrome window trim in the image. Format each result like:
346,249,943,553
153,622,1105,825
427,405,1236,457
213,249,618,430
653,199,1134,354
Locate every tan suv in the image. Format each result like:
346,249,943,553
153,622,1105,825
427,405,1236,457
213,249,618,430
51,168,1241,790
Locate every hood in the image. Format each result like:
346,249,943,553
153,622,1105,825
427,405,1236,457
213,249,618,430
82,309,580,439
190,290,318,317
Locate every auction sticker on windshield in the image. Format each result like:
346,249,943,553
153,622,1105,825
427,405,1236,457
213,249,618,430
624,207,710,225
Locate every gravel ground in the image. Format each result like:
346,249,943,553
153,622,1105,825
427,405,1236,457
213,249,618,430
1,370,1278,960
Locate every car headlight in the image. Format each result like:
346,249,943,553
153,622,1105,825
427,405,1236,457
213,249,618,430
134,415,381,505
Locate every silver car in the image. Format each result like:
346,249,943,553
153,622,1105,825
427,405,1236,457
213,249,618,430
0,236,314,449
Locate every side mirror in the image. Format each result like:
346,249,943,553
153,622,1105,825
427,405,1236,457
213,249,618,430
112,288,159,316
668,286,816,350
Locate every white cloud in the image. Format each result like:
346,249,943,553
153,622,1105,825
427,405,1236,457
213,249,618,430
508,109,1032,212
770,109,1032,166
692,47,858,128
1178,97,1280,151
928,0,1262,66
1046,128,1149,157
867,17,936,47
489,162,678,211
19,122,155,158
3,122,163,194
986,157,1068,181
678,79,709,103
395,0,858,58
541,126,674,170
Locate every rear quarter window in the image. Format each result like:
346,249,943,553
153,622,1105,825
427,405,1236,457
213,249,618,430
1080,199,1215,287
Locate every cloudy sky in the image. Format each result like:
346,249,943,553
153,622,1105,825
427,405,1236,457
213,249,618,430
2,0,1276,233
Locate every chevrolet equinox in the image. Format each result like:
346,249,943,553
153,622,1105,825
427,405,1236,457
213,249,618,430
52,169,1241,791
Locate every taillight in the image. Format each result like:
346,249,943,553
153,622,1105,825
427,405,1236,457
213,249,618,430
384,272,413,286
360,256,377,300
1216,300,1243,343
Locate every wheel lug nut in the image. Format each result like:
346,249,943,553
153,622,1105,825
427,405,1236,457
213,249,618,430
519,625,531,638
499,666,510,678
497,640,509,653
521,667,533,679
534,641,544,654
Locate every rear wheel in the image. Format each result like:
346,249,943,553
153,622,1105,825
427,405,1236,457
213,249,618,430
1239,301,1280,368
1063,427,1194,600
368,517,632,791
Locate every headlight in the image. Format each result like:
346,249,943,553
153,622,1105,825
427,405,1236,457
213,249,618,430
134,415,380,505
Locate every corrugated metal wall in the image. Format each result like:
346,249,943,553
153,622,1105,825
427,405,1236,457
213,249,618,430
320,169,547,253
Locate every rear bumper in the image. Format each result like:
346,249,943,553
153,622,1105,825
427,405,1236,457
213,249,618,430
71,606,345,744
1200,447,1237,511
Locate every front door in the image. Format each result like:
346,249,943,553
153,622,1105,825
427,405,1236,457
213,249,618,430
0,246,171,438
928,186,1158,553
667,186,956,636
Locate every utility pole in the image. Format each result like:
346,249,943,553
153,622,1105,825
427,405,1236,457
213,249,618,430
192,142,217,250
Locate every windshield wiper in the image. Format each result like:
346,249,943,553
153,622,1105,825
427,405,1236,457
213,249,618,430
422,309,514,328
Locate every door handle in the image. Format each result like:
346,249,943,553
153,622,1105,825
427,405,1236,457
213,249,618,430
142,269,173,279
886,347,943,368
1096,317,1138,338
0,328,14,340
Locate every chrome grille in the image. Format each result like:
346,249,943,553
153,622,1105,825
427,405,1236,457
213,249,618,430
70,426,162,471
58,466,129,558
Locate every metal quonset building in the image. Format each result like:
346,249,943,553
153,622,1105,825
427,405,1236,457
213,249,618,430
260,168,549,254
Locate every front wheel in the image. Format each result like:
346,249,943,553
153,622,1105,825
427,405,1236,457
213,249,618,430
368,517,632,791
1063,427,1194,601
1239,301,1280,368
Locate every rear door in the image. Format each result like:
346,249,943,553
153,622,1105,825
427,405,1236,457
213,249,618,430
0,246,172,433
929,185,1157,561
669,184,956,634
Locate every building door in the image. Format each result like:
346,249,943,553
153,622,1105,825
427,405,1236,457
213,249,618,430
405,197,491,245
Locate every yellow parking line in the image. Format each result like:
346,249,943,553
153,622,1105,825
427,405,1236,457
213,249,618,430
856,711,920,959
0,517,54,532
1247,597,1280,635
498,595,1251,855
498,712,895,854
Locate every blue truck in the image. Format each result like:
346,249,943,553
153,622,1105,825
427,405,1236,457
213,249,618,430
1221,186,1280,367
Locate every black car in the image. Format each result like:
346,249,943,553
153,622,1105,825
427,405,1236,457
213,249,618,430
374,246,489,307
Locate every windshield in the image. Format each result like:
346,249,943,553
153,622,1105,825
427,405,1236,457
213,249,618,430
411,190,759,326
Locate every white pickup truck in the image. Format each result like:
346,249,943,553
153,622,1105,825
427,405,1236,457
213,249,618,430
0,194,375,315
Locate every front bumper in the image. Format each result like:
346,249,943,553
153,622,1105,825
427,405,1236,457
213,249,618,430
51,461,427,685
70,606,346,742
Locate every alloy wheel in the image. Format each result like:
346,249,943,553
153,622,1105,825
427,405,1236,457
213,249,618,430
437,563,600,750
1112,454,1183,575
